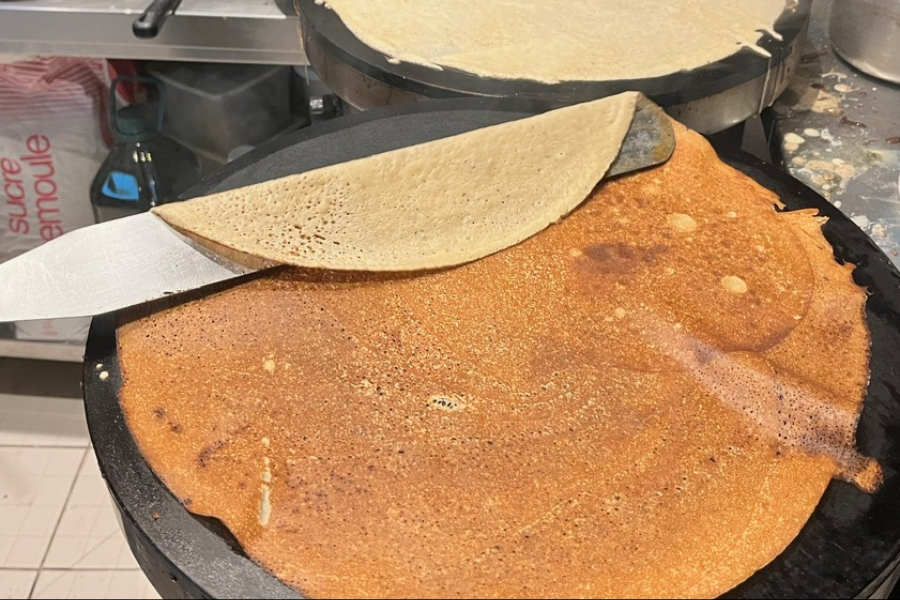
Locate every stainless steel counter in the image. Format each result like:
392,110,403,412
772,0,900,268
0,0,307,64
0,337,83,362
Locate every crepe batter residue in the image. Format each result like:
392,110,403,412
260,437,273,526
644,313,881,493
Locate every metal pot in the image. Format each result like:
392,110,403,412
829,0,900,84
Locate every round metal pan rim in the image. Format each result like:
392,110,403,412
297,0,812,107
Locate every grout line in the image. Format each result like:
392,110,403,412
59,530,120,571
28,447,89,600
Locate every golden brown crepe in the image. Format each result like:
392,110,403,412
117,123,878,599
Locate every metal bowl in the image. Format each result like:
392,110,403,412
829,0,900,84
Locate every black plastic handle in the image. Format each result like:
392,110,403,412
133,0,183,38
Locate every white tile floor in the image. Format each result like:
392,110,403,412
0,393,160,599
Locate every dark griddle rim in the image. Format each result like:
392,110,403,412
84,98,900,600
297,0,811,106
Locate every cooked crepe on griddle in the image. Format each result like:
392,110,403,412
118,123,878,599
315,0,786,84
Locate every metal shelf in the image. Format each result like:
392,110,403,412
0,337,85,363
0,0,308,65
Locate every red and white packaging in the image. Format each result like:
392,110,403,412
0,56,122,342
0,56,111,260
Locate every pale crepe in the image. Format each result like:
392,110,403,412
153,93,637,271
316,0,787,83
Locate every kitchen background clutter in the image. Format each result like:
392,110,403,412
146,62,296,172
0,0,343,362
90,75,201,223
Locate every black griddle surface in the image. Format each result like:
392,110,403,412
296,0,810,107
84,98,900,600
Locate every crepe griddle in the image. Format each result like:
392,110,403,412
296,0,811,134
83,98,900,599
